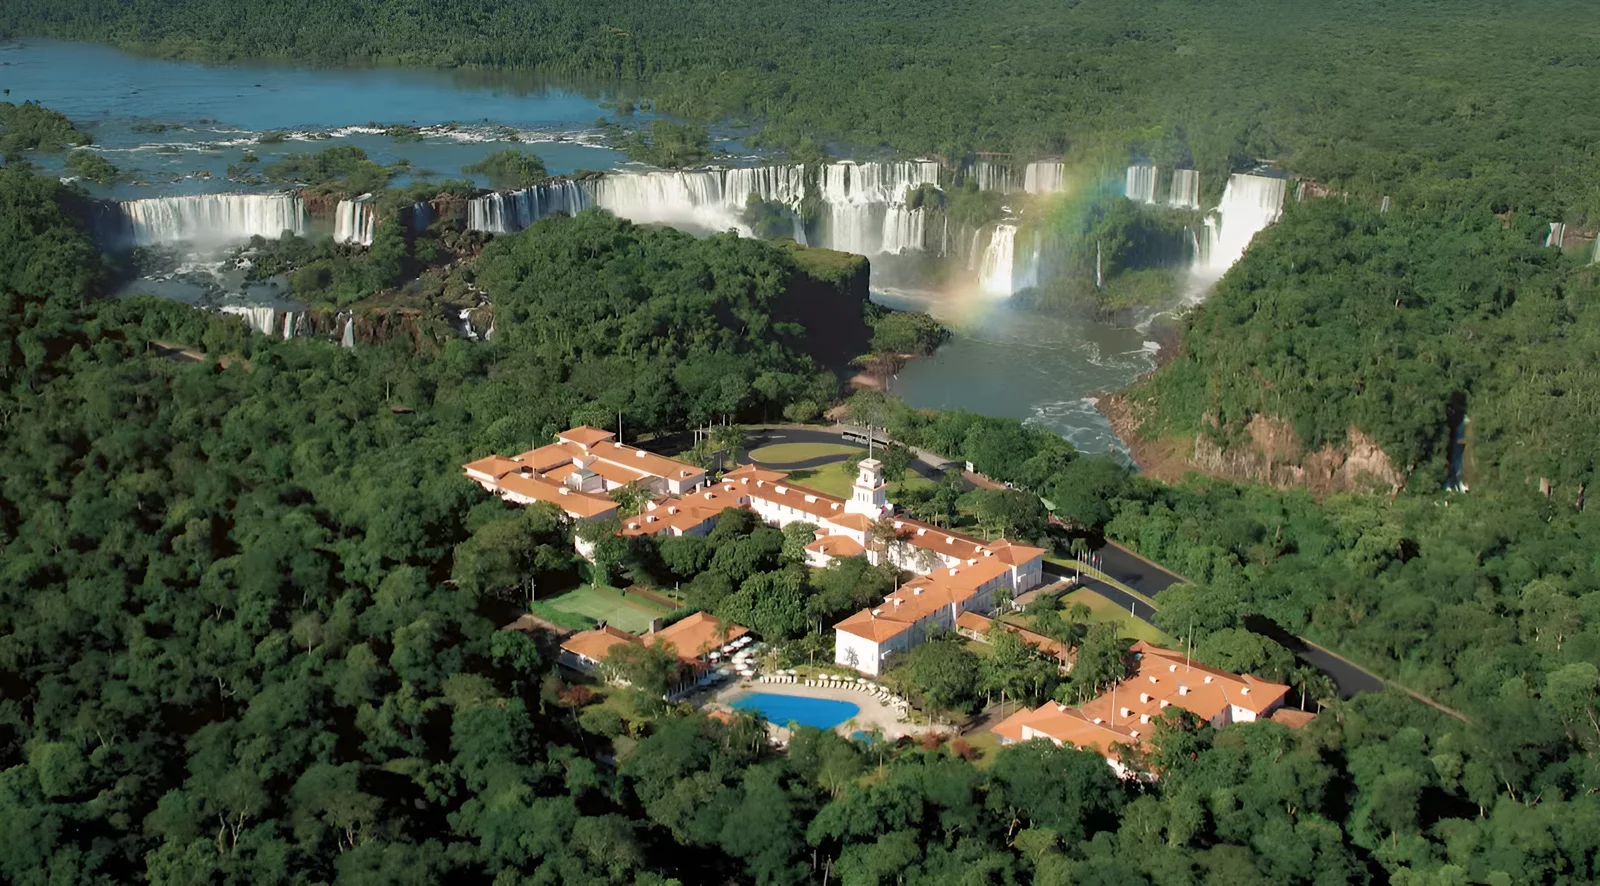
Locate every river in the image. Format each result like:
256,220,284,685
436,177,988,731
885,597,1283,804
6,39,1172,456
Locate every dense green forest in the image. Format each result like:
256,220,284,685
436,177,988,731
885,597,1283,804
5,0,1600,220
1126,197,1600,496
3,164,1599,883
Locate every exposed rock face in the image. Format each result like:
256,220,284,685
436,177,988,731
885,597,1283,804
1191,416,1405,495
1099,397,1406,495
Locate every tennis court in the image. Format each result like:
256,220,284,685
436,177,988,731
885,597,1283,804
543,584,672,633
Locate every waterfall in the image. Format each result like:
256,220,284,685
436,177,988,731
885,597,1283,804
973,161,1015,194
466,161,937,255
1023,161,1066,195
815,161,939,255
978,225,1036,296
340,315,355,348
723,164,807,207
1446,416,1470,493
1593,237,1600,265
1195,174,1287,279
280,311,295,340
108,194,307,248
588,169,743,232
1095,241,1103,289
468,180,591,234
1168,170,1200,210
409,201,433,232
220,305,278,336
334,193,378,246
1545,223,1566,249
1125,165,1158,204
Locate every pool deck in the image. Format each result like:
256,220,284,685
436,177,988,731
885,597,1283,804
710,679,929,741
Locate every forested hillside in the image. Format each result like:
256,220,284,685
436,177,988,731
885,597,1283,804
5,161,1600,886
1119,197,1599,497
5,0,1600,220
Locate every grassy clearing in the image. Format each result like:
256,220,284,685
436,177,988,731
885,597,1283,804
959,730,1006,769
782,465,933,500
1060,588,1176,645
749,441,862,463
542,584,672,633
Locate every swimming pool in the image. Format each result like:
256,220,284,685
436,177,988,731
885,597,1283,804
730,692,861,730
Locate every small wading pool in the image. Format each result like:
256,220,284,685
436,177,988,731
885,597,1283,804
730,692,860,730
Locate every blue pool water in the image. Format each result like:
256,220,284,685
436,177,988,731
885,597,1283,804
730,693,861,730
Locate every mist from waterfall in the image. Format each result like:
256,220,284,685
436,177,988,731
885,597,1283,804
108,194,308,248
1023,161,1066,195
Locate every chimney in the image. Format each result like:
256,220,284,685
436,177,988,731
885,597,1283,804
1178,685,1189,696
1139,693,1150,703
1120,707,1131,718
1160,699,1170,708
1140,714,1150,724
1148,675,1158,684
913,587,923,595
1203,675,1213,684
1168,664,1177,672
1241,687,1250,695
635,450,646,458
893,599,903,607
1055,703,1066,712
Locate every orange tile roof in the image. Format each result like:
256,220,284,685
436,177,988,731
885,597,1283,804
956,612,1071,664
561,625,640,662
586,458,654,486
594,440,705,483
1270,708,1318,729
557,426,618,448
993,703,1139,761
834,556,1012,642
496,472,617,518
992,642,1291,767
649,612,749,660
827,513,876,532
806,534,865,558
463,455,523,479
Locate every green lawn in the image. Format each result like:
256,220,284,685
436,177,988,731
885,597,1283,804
748,442,862,463
783,466,933,500
542,584,672,634
1060,588,1176,646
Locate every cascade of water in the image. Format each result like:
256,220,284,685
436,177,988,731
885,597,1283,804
972,161,1015,194
588,169,746,232
340,315,355,348
334,193,378,246
1546,222,1566,248
814,161,939,255
280,311,295,340
966,228,985,271
467,181,590,234
1095,241,1103,289
111,194,307,247
1379,196,1392,214
220,305,278,336
879,205,926,254
410,201,434,232
1023,161,1066,195
723,164,807,208
978,225,1019,296
1168,169,1201,209
1125,165,1158,204
1593,237,1600,265
1196,174,1287,279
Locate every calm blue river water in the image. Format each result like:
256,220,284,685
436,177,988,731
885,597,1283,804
0,39,637,197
